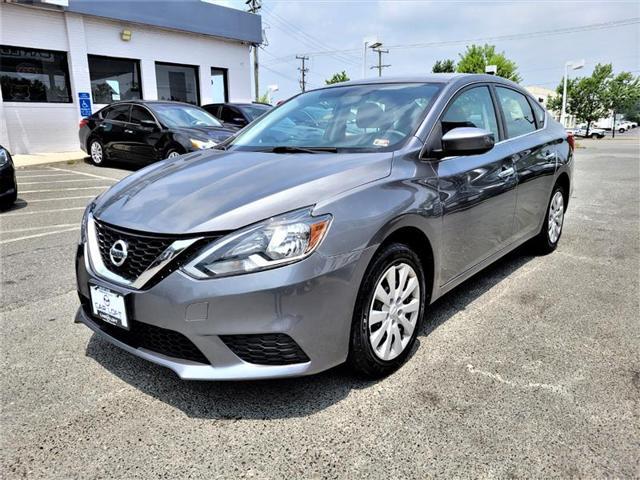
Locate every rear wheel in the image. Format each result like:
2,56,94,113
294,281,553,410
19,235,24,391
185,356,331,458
88,138,105,166
590,133,599,139
348,243,426,378
532,184,566,255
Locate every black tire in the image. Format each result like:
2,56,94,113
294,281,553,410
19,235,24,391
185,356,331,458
347,242,427,379
88,138,106,166
619,128,625,133
590,133,599,139
0,189,17,210
531,183,566,255
164,146,184,160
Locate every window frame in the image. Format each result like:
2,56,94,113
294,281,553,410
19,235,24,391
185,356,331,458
527,96,547,130
154,61,200,105
129,104,161,128
103,103,132,123
0,44,72,104
88,54,143,105
440,83,503,141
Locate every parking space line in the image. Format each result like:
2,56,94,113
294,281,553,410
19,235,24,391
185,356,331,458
25,195,96,203
2,224,78,234
0,227,78,245
17,174,76,178
20,186,111,194
20,179,112,185
2,207,85,216
47,166,121,181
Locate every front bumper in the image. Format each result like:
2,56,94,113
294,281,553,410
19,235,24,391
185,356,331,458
76,243,375,380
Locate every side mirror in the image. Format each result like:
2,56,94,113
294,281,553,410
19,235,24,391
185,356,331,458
441,127,495,157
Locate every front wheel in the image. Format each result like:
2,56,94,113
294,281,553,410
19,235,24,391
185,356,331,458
165,147,184,160
590,133,599,139
531,184,566,255
348,243,426,378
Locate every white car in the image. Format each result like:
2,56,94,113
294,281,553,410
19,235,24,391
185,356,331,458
569,126,606,139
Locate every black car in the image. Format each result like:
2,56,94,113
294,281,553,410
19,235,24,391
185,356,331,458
79,101,236,166
202,102,271,130
0,145,17,209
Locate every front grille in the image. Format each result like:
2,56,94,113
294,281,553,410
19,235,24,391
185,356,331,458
220,334,310,365
81,298,209,364
94,221,175,281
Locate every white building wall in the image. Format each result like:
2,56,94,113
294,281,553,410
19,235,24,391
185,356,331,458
0,3,252,154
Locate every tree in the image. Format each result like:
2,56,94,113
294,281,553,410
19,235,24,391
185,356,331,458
257,90,271,104
603,70,640,136
325,71,350,85
456,44,521,82
432,59,456,73
548,63,612,135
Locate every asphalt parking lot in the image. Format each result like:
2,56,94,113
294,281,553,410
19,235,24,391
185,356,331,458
1,135,639,479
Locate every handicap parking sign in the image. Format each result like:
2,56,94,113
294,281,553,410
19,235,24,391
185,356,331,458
78,92,92,117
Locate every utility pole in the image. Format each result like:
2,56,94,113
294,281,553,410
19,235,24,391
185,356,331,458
296,55,309,92
370,46,390,77
246,0,262,101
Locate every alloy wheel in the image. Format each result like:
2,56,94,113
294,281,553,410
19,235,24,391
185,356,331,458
90,141,103,164
167,151,181,159
548,191,564,244
368,262,421,361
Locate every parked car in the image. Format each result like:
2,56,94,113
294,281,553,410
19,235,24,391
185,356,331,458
569,126,606,139
201,102,271,130
79,101,236,166
0,145,17,209
76,74,573,380
617,121,633,133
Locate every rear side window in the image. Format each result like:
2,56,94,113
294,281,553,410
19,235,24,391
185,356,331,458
496,87,536,138
104,104,130,122
442,86,499,140
220,106,241,122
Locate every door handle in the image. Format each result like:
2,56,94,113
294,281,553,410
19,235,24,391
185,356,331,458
124,129,134,134
542,151,556,160
498,166,515,179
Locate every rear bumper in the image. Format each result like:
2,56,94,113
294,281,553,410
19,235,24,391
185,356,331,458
76,243,375,380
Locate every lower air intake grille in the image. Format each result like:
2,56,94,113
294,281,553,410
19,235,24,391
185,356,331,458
81,299,209,364
220,333,310,365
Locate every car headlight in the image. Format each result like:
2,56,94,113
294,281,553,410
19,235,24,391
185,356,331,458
190,138,217,150
182,208,332,278
79,201,96,245
0,148,9,167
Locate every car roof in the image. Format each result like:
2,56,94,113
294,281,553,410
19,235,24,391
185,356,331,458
107,100,199,108
319,73,521,90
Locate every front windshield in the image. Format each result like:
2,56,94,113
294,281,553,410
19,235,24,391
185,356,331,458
153,104,223,128
240,105,270,121
229,83,442,152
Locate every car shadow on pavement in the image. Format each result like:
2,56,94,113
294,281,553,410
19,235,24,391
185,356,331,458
85,245,535,420
0,198,28,213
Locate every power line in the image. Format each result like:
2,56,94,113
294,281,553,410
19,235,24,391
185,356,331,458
264,17,640,64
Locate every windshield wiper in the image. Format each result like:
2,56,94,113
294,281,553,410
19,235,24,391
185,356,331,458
270,146,338,154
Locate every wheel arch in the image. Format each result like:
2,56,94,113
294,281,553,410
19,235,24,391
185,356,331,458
555,172,571,209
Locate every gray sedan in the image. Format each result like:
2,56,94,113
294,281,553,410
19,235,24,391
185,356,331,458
75,74,573,380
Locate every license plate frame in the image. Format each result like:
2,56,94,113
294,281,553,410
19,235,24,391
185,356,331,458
89,284,129,330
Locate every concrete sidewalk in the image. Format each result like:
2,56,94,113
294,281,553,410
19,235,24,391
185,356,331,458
13,150,87,168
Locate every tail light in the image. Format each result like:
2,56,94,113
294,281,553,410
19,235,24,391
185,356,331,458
79,118,89,129
567,132,575,151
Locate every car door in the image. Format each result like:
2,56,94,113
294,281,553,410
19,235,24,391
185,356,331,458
99,104,131,161
494,86,558,239
435,85,518,285
127,105,163,163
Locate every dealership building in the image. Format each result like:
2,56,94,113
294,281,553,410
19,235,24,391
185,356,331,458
0,0,261,154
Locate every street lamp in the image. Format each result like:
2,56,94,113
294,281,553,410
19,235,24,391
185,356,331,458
561,59,585,127
363,40,382,78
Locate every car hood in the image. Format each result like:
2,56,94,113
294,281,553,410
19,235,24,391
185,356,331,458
93,149,392,233
173,126,234,142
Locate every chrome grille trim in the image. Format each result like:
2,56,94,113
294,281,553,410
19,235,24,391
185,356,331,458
85,214,201,289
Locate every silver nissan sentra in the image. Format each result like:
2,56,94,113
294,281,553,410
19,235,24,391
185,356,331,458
75,74,573,380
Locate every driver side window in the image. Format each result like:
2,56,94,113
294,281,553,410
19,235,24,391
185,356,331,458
442,86,499,139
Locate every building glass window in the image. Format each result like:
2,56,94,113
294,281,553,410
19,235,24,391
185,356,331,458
155,62,199,105
210,67,228,103
0,45,71,103
89,55,142,104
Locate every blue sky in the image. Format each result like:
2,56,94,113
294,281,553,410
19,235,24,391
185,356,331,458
210,0,639,101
